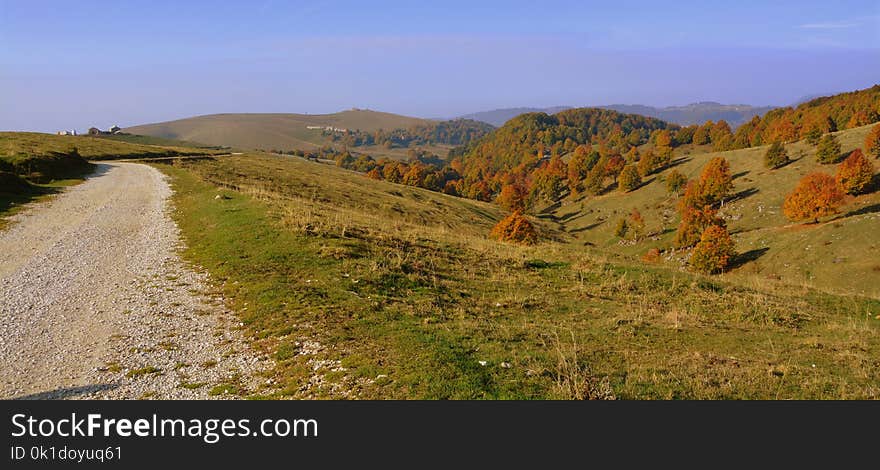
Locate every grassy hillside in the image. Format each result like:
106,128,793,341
92,132,226,149
156,152,879,399
125,110,432,152
0,131,221,225
0,132,222,162
550,123,880,298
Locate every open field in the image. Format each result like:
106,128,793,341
125,110,432,153
156,153,880,399
550,124,880,298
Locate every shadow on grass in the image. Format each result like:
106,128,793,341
729,247,769,270
844,202,880,218
11,383,119,400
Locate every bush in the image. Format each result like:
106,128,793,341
815,134,842,164
690,225,736,274
783,172,846,223
617,165,642,192
614,218,628,238
641,248,661,263
665,170,687,195
490,211,538,245
763,141,789,169
835,149,875,195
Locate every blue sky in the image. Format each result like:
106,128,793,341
2,0,879,132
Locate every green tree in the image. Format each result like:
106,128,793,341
617,165,642,192
815,134,842,164
763,140,789,169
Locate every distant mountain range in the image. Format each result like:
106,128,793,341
458,102,777,128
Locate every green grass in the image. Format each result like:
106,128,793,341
126,366,162,378
159,153,880,399
550,123,880,298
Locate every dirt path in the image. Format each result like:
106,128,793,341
0,162,269,399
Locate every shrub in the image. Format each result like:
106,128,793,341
783,172,846,223
835,149,875,195
490,211,538,245
665,170,687,195
641,248,661,263
865,123,880,159
763,140,789,169
815,134,842,164
690,225,736,274
617,165,642,192
614,218,628,238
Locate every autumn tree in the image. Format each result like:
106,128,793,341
637,149,662,177
835,149,875,195
583,163,606,195
763,140,789,169
783,172,846,223
689,225,736,274
490,211,538,245
618,165,642,192
675,202,724,248
496,183,529,212
815,134,842,164
865,123,880,159
665,170,687,195
567,145,596,194
697,157,734,205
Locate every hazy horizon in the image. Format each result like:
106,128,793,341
2,0,879,133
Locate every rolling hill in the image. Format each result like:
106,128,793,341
459,103,775,128
548,123,880,298
149,149,879,399
125,110,433,152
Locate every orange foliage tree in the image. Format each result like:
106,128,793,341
835,149,875,195
490,211,538,245
689,225,736,274
865,123,880,159
495,182,529,212
617,165,642,192
697,157,733,205
783,172,846,223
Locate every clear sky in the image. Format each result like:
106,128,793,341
2,0,879,132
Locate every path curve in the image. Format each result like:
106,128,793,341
0,162,268,399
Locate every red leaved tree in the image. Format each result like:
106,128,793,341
783,172,846,223
835,149,875,195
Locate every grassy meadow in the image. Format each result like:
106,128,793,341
157,152,880,399
550,124,880,298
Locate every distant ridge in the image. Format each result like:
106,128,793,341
124,110,431,151
459,103,776,128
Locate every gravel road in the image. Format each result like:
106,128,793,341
0,162,269,399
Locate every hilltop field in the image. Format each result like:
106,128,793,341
125,110,433,154
151,152,879,399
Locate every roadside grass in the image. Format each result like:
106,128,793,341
159,153,880,399
552,123,880,298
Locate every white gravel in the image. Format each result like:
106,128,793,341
0,162,269,399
